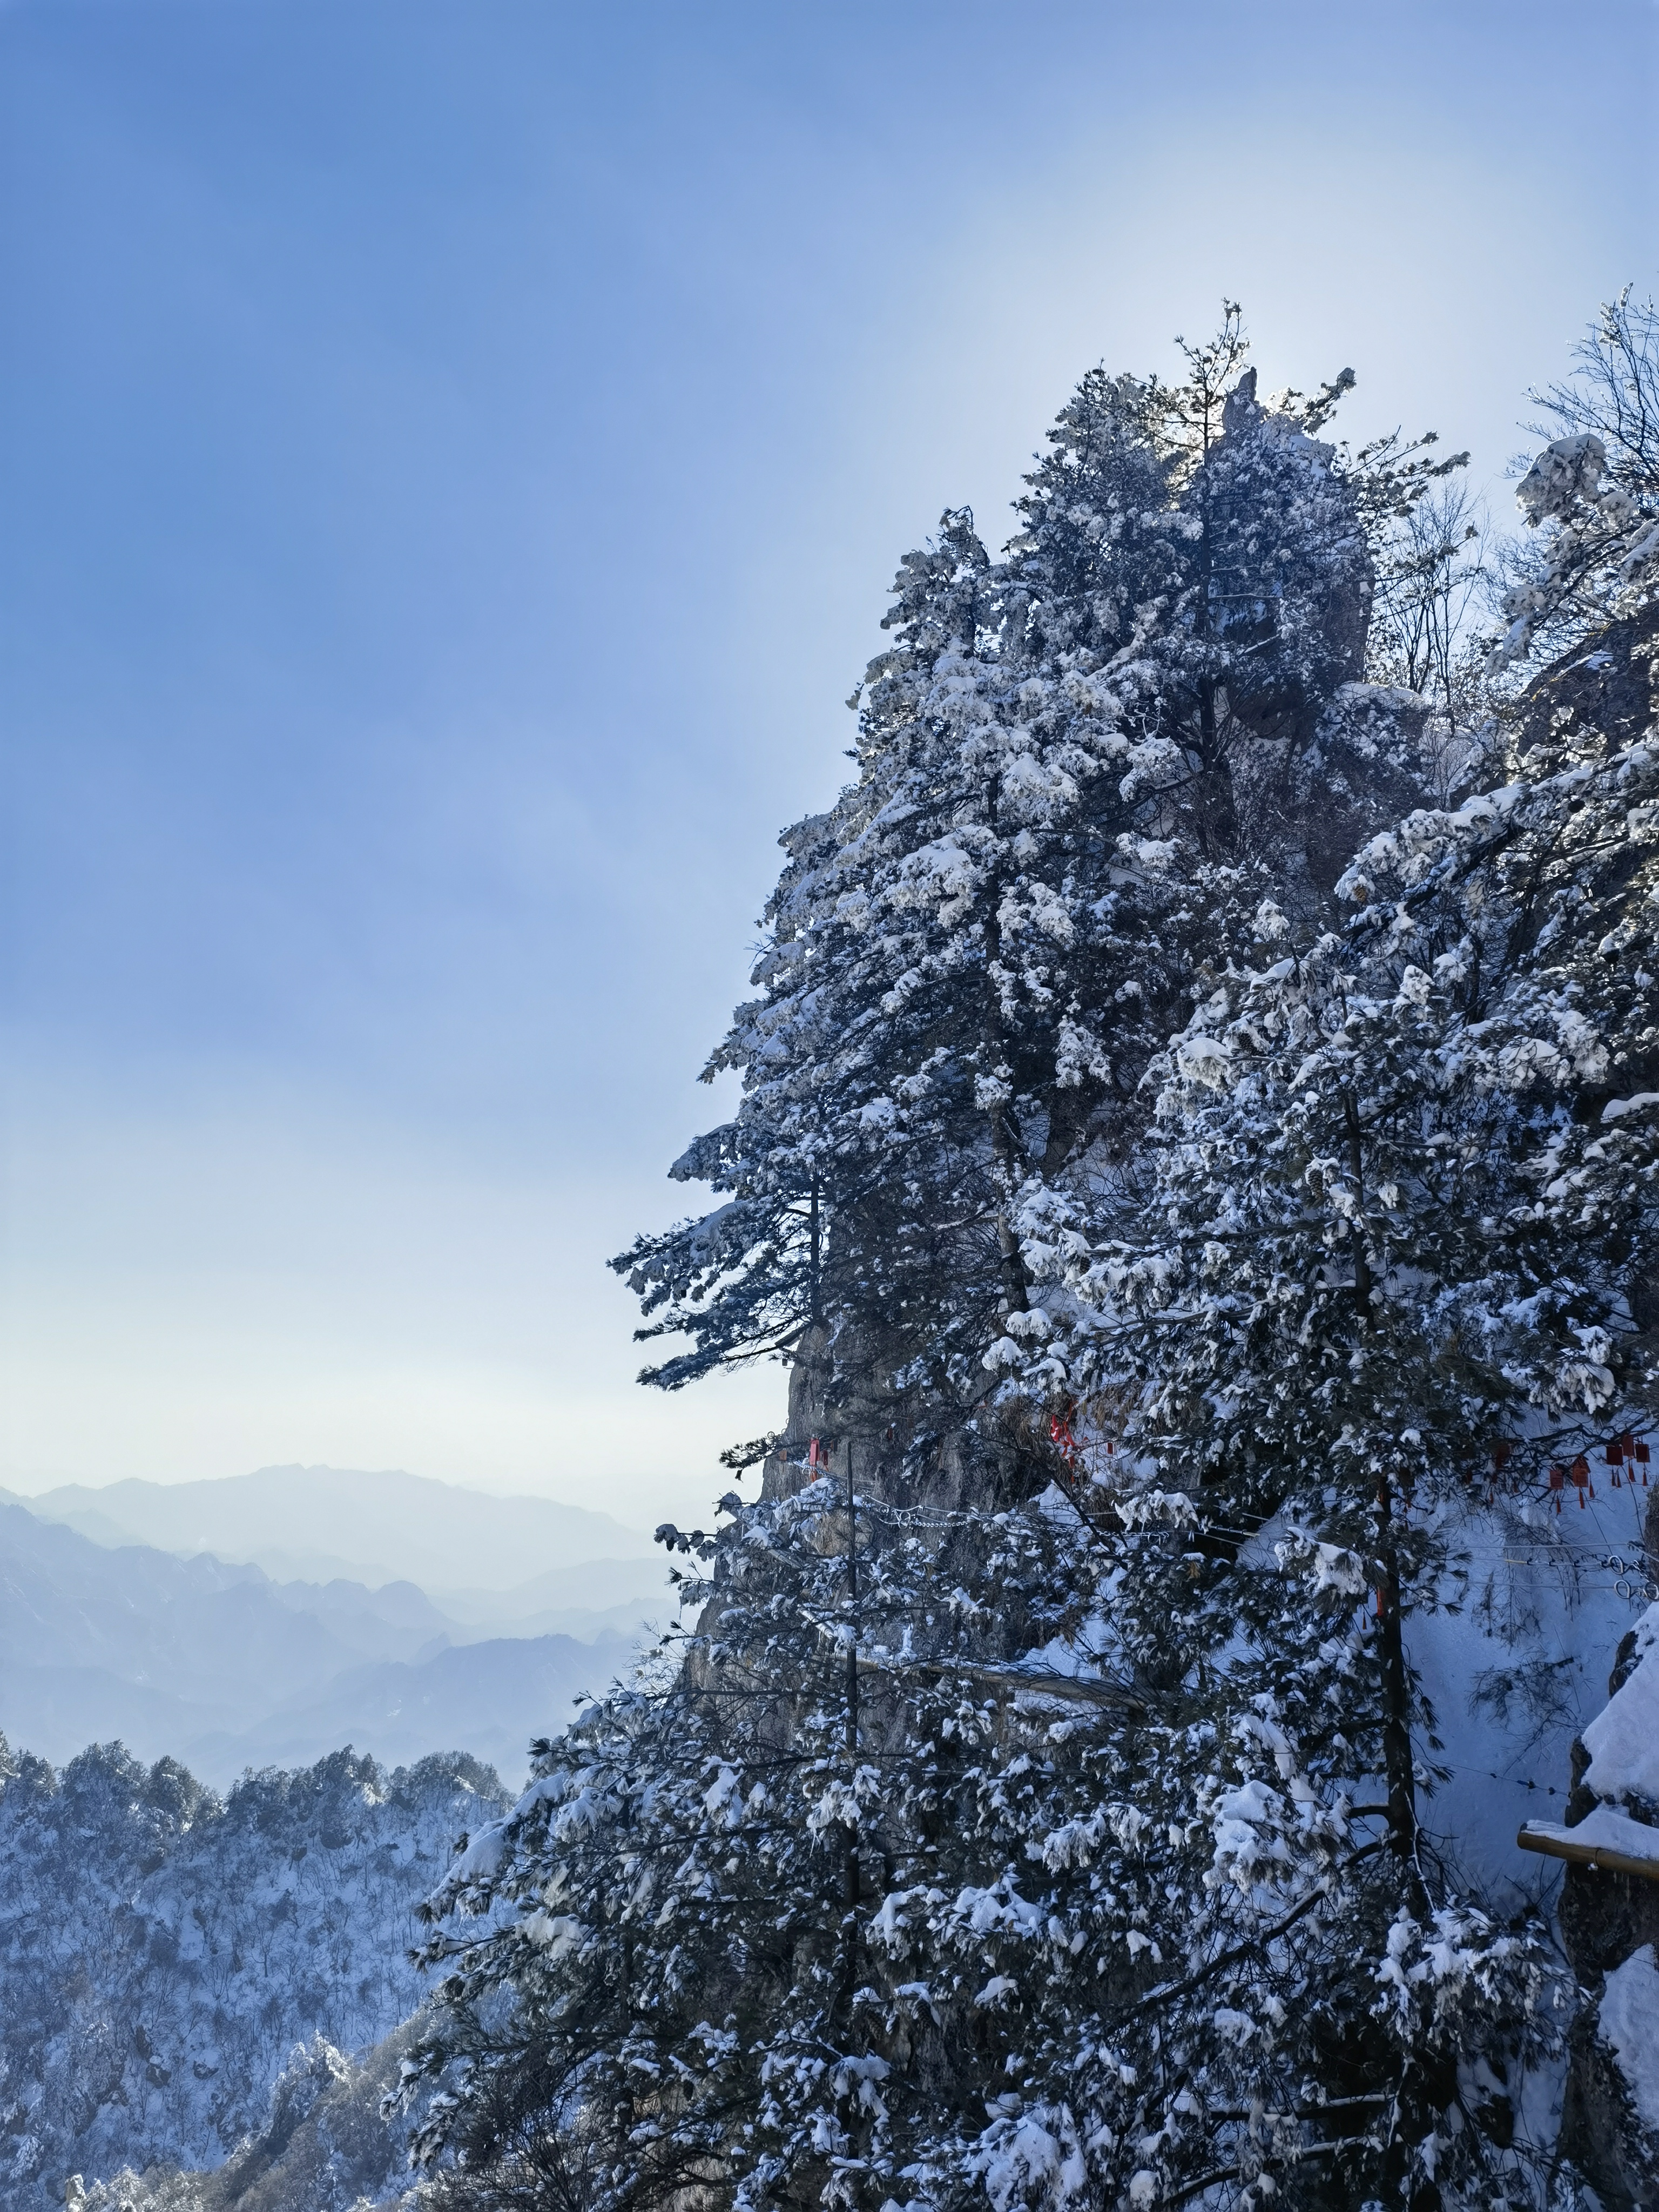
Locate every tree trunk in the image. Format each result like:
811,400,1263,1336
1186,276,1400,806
1348,1094,1420,1890
1344,1090,1373,1318
840,1451,861,2012
980,790,1030,1317
1374,1472,1422,1899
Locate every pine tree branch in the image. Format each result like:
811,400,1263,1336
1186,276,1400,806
1122,1840,1387,2024
854,1650,1146,1713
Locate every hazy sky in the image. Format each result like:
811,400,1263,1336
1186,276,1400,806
2,0,1655,1528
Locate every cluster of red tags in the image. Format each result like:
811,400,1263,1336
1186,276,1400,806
1476,1435,1653,1511
1041,1413,1651,1622
1049,1408,1117,1481
775,1438,831,1475
1545,1434,1650,1510
1044,1421,1654,1519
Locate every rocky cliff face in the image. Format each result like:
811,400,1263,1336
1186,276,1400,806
1510,598,1659,772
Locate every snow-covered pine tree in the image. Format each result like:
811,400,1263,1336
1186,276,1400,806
998,579,1659,2204
403,1464,1149,2210
409,316,1506,2212
614,311,1431,1472
1491,287,1659,671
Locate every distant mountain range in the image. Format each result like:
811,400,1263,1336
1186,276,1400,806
12,1461,657,1590
183,1629,643,1782
0,1468,681,1785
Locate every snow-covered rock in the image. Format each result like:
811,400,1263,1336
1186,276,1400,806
1583,1604,1659,1809
1600,1947,1659,2136
1555,1581,1659,2207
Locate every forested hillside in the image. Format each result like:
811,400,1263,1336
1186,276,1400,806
0,1739,506,2210
400,299,1659,2212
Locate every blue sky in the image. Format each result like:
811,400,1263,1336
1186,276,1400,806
2,0,1655,1527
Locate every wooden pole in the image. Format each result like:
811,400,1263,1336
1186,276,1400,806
1518,1824,1659,1884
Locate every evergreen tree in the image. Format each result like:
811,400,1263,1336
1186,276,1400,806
410,314,1570,2212
613,311,1431,1469
1491,287,1659,669
996,603,1659,2205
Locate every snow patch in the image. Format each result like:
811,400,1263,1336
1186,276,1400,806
1523,1806,1659,1865
1582,1604,1659,1806
1599,1946,1659,2134
1601,1092,1659,1124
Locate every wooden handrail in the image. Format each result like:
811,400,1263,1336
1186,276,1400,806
1518,1822,1659,1884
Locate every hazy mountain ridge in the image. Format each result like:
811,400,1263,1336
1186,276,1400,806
0,1473,668,2204
12,1464,658,1591
185,1627,642,1784
0,1492,666,1785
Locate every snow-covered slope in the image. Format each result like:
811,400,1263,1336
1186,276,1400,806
0,1738,508,2212
77,2019,430,2212
1536,1591,1659,2204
